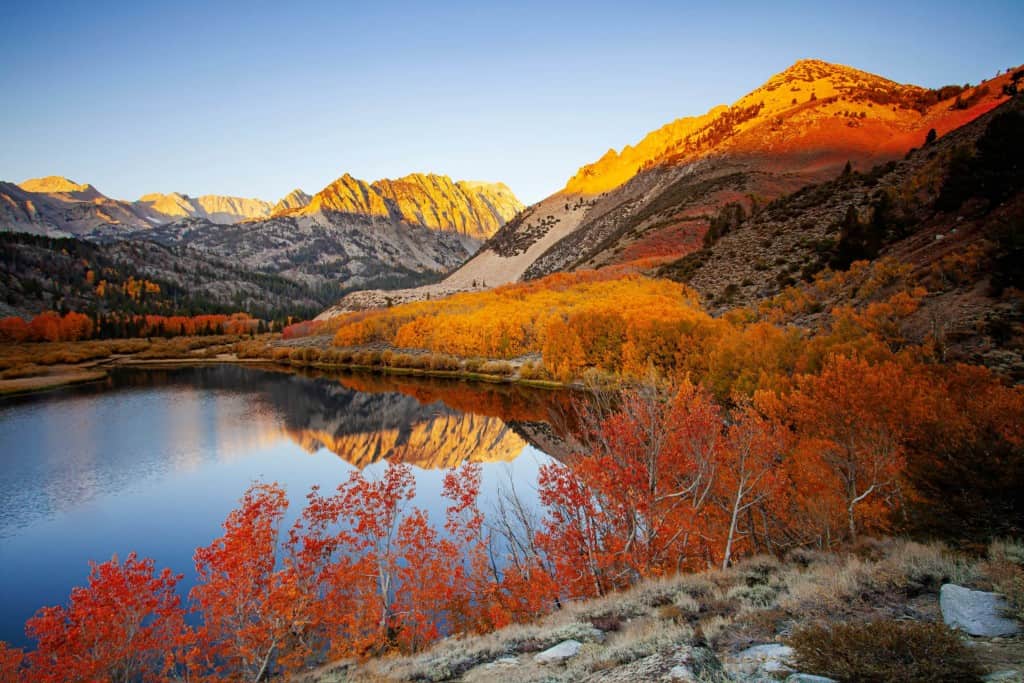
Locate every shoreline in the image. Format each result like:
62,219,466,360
0,368,109,397
0,352,573,398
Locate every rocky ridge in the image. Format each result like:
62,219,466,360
293,172,522,241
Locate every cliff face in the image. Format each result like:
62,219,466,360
271,188,312,213
135,192,273,224
297,172,523,240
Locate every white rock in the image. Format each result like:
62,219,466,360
983,671,1023,683
667,664,696,680
941,584,1020,637
786,674,839,683
483,656,519,669
533,639,583,664
726,643,795,677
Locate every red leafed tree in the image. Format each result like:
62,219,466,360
714,399,791,568
284,484,383,661
24,553,185,683
438,464,506,634
190,483,299,681
334,463,416,650
536,381,726,598
785,355,925,542
0,642,25,682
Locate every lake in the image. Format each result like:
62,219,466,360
0,365,570,648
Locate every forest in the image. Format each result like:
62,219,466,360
0,310,266,343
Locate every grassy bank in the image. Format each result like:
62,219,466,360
0,336,269,397
314,538,1024,683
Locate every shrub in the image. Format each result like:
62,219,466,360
519,360,550,380
462,358,484,373
428,354,461,371
788,620,983,683
479,360,513,376
986,539,1024,621
726,583,778,608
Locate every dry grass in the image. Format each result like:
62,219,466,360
984,538,1024,621
788,620,984,682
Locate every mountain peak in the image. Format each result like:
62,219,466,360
297,171,523,240
563,58,1004,196
19,176,102,197
272,188,312,214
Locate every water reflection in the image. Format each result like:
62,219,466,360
0,365,570,647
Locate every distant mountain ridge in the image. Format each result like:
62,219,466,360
0,172,523,243
0,170,525,316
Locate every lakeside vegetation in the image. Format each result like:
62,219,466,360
1,262,1022,679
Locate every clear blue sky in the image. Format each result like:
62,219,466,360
1,0,1021,205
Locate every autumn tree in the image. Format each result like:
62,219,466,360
714,399,791,567
25,553,186,683
784,355,924,542
190,483,298,681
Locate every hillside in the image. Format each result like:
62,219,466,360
660,89,1024,376
316,61,1019,317
0,231,330,320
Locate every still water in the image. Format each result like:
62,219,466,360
0,365,567,647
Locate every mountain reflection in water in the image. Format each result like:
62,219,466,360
0,364,572,648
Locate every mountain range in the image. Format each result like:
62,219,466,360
319,59,1020,316
0,171,523,318
2,58,1020,342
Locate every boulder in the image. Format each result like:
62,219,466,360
941,584,1020,637
724,643,795,678
983,671,1023,683
533,639,582,664
785,675,839,683
584,646,723,682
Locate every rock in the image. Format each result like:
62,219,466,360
533,639,583,664
786,675,839,683
585,646,724,682
482,656,519,669
984,671,1023,683
724,643,795,678
941,584,1020,637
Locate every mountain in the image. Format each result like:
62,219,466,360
1,176,276,235
660,90,1024,376
317,61,1019,317
134,192,273,224
18,176,105,200
2,177,157,235
272,188,312,213
135,173,524,296
2,172,524,311
288,172,522,241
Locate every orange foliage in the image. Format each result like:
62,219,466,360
24,554,186,683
